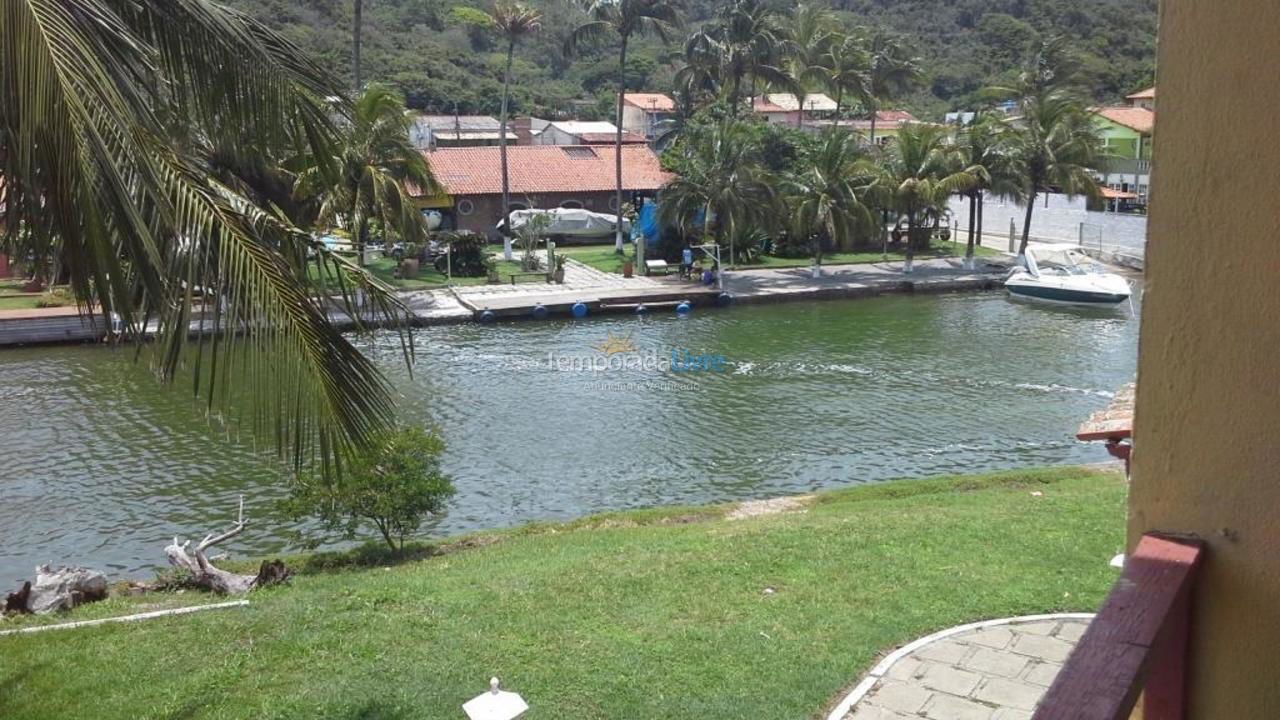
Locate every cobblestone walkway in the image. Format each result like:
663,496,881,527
835,615,1091,720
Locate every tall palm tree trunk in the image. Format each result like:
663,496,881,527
1019,189,1037,255
499,40,515,238
356,216,369,269
976,191,985,248
613,36,629,254
965,191,977,265
868,101,878,144
832,88,843,128
353,0,363,92
904,205,916,272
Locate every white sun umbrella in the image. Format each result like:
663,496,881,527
462,677,528,720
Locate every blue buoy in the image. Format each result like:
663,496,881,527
634,304,648,315
478,309,496,324
716,292,734,307
531,303,549,320
571,301,589,318
675,301,692,315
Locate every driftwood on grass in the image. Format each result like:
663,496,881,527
164,497,290,594
3,566,108,615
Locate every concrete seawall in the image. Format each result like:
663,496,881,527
0,260,1009,347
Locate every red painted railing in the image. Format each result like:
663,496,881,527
1035,534,1204,720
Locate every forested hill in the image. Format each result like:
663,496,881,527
225,0,1157,120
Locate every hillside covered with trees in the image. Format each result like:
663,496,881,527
225,0,1156,119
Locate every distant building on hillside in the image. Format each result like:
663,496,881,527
1091,88,1156,210
1126,86,1156,111
409,115,516,150
841,110,922,144
415,145,671,238
533,120,647,146
750,93,838,127
621,93,677,140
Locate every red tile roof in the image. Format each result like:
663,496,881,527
1094,106,1155,134
751,97,793,113
422,145,672,196
1126,86,1156,100
1100,187,1139,199
874,110,918,123
623,93,676,112
845,110,922,130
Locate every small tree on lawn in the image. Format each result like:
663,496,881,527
285,427,455,551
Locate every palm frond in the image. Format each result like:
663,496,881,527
2,0,410,471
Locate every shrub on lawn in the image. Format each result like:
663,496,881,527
283,427,455,551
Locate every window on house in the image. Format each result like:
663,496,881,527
562,147,597,158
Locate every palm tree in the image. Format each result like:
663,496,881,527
865,32,924,144
489,2,542,238
953,116,1023,268
1005,88,1102,255
783,130,878,268
782,4,838,129
658,121,777,267
353,0,364,91
672,30,723,112
989,37,1102,256
714,0,793,112
297,85,437,267
872,124,976,273
820,34,872,128
2,0,407,467
565,0,682,254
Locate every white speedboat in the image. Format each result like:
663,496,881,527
1005,244,1131,306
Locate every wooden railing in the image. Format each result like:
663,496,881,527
1034,534,1204,720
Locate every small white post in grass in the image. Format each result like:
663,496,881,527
462,677,528,720
503,235,513,262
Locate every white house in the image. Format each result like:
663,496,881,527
534,120,646,146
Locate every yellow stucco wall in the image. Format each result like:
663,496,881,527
1130,1,1280,716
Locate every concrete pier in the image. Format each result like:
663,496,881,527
0,257,1010,347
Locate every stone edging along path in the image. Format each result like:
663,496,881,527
825,612,1095,720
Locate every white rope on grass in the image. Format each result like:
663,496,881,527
0,600,249,637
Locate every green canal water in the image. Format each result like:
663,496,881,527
0,289,1139,586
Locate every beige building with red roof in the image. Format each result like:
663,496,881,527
621,93,676,140
416,145,671,238
1126,86,1156,110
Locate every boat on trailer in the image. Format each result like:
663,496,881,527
1005,244,1132,306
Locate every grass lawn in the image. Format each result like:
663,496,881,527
0,466,1125,719
554,243,635,273
0,295,40,311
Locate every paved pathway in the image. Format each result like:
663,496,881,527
834,615,1090,720
451,256,662,301
722,257,1006,298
